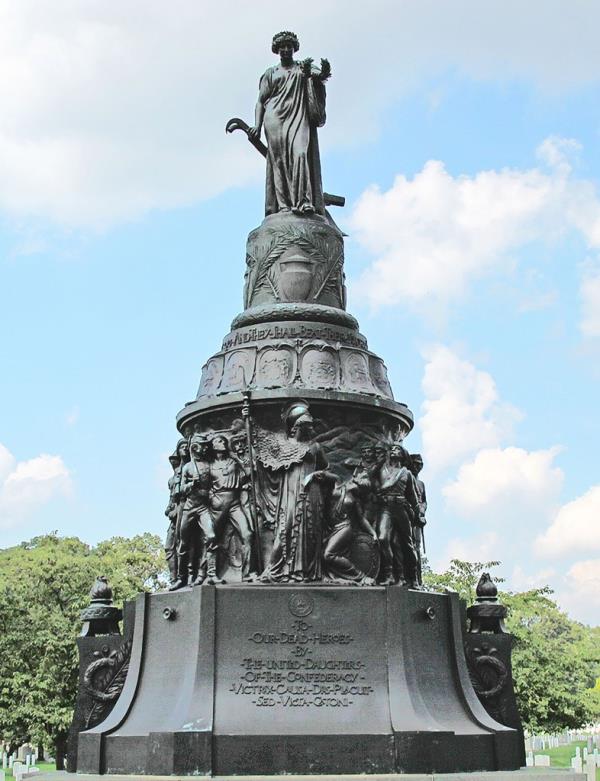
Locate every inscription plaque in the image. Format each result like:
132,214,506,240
214,586,391,734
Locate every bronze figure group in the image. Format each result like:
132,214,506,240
165,403,427,589
165,426,259,590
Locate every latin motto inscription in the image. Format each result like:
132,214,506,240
229,618,374,709
222,324,368,351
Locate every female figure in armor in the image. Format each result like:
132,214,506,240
262,402,332,582
248,31,330,216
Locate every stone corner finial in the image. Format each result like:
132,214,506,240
80,575,122,637
475,572,499,601
89,575,113,604
467,572,508,634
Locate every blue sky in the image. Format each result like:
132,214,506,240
1,2,599,624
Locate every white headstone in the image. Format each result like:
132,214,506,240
535,755,551,767
0,768,5,781
526,752,534,767
2,754,6,770
586,757,596,781
571,756,583,773
8,757,13,768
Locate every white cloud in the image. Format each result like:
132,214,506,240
419,345,521,471
3,3,600,227
0,443,16,482
0,443,72,530
443,446,563,522
509,564,556,592
579,260,600,337
351,137,600,310
435,531,500,573
535,484,600,558
556,559,600,625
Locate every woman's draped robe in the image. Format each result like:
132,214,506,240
259,63,326,215
257,440,329,581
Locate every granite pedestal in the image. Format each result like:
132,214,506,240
77,585,523,776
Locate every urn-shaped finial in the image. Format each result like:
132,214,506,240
89,575,113,604
475,572,498,602
467,572,507,634
81,576,122,637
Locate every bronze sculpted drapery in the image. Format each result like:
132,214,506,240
260,401,331,582
249,31,330,216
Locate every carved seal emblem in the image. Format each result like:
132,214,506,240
288,593,314,617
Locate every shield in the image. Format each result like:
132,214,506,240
348,532,380,579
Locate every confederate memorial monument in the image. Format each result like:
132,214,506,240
72,31,525,776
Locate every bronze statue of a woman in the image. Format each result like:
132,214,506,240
248,31,331,216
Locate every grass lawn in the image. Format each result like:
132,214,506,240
3,762,56,778
535,740,600,780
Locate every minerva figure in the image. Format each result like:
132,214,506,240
248,31,331,216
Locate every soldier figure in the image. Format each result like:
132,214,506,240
164,438,189,587
209,434,256,581
170,433,216,589
375,441,420,588
410,453,427,585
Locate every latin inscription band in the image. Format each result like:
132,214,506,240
230,618,374,708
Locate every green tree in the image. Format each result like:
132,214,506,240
423,557,504,603
0,533,166,767
503,588,595,732
425,558,599,733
